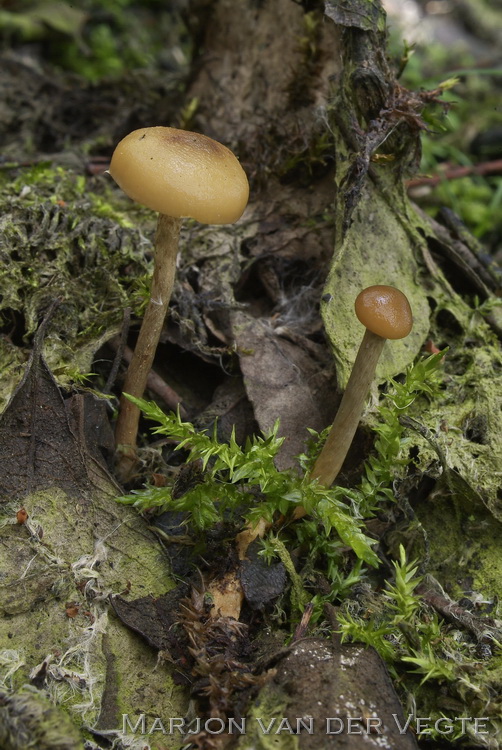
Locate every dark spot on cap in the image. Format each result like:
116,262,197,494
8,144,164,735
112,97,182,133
163,130,227,157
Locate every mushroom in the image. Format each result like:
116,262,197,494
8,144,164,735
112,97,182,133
109,126,249,478
309,285,413,489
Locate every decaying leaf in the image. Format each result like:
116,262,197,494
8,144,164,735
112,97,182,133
232,310,337,469
0,327,187,748
0,319,93,502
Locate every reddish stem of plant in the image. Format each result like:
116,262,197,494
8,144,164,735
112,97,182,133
406,159,502,189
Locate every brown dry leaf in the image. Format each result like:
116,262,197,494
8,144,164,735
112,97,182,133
231,310,337,470
0,330,93,502
0,327,186,746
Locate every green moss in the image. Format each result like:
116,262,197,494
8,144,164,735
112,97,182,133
416,489,502,601
410,306,502,515
0,0,190,84
337,546,502,745
0,484,186,746
0,162,155,407
0,687,86,750
239,688,299,750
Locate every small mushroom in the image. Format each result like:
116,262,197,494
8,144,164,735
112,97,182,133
16,507,28,524
310,285,413,488
109,126,249,478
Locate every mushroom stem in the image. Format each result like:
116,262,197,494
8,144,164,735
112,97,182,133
115,213,182,478
310,328,386,488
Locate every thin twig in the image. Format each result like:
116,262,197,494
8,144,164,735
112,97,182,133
107,337,188,419
103,308,130,395
416,576,500,644
406,159,502,189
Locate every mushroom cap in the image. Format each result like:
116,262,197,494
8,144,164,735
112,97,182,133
109,126,249,224
355,285,413,340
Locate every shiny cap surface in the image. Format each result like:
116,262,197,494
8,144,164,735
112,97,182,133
109,126,249,224
355,285,413,339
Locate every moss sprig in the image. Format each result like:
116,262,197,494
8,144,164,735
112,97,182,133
337,545,502,743
118,351,447,600
118,395,379,567
357,349,446,514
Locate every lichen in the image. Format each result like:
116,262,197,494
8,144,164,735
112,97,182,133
238,687,299,750
418,490,502,602
0,487,187,748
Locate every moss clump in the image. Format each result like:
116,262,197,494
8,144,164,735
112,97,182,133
0,688,86,750
0,162,156,407
239,688,298,750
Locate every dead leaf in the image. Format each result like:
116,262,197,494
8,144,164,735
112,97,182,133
0,326,92,503
232,310,337,469
110,586,190,672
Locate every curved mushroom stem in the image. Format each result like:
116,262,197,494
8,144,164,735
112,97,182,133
207,331,386,617
115,213,182,480
291,329,385,521
311,328,386,487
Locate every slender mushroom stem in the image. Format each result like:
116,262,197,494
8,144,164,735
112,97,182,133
221,332,385,607
310,329,385,488
293,285,412,520
115,213,182,478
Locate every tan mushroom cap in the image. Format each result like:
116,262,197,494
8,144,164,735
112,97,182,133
109,126,249,224
355,285,413,340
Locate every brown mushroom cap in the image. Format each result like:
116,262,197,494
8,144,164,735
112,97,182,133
109,126,249,224
355,285,413,340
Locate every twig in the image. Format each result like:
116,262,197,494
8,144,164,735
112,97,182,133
406,159,502,189
107,336,188,419
416,576,499,644
103,308,130,395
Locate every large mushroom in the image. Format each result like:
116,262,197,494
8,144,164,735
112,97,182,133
109,126,249,479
